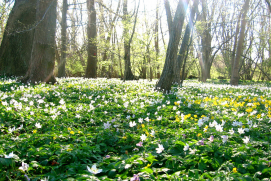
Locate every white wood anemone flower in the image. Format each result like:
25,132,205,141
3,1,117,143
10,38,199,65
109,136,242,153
156,144,164,154
87,164,102,174
19,162,29,172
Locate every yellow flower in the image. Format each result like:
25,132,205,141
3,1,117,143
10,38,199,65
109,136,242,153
194,115,197,118
204,125,208,132
176,117,180,122
122,136,127,139
70,131,75,135
144,163,151,169
33,130,37,134
67,148,72,151
78,131,81,134
246,108,253,113
53,136,56,140
232,167,237,173
142,124,145,128
197,133,202,137
68,127,72,131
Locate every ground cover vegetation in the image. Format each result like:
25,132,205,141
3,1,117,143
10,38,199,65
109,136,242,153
0,77,271,180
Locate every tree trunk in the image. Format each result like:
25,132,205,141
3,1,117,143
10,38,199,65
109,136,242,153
156,0,187,92
164,0,172,38
58,0,67,77
19,0,57,84
230,0,250,85
123,0,140,81
0,0,36,76
85,0,97,78
147,46,152,81
142,56,147,79
199,0,212,82
173,0,198,84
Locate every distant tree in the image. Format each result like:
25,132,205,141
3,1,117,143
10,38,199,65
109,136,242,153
19,0,57,84
85,0,97,78
97,0,121,78
0,0,37,76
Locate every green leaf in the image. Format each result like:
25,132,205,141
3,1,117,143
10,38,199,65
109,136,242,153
140,168,153,174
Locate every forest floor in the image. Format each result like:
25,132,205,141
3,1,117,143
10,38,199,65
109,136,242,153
0,77,271,180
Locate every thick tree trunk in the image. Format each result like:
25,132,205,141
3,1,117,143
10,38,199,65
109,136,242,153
58,0,67,77
200,61,211,82
199,0,212,82
156,0,187,92
85,0,97,78
173,0,198,84
19,0,57,84
230,0,250,85
0,0,36,76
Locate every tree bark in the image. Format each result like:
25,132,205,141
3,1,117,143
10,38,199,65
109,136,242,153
58,0,67,77
173,0,198,84
0,0,37,76
164,0,172,38
156,0,187,92
199,0,212,82
85,0,97,78
19,0,57,84
230,0,250,85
